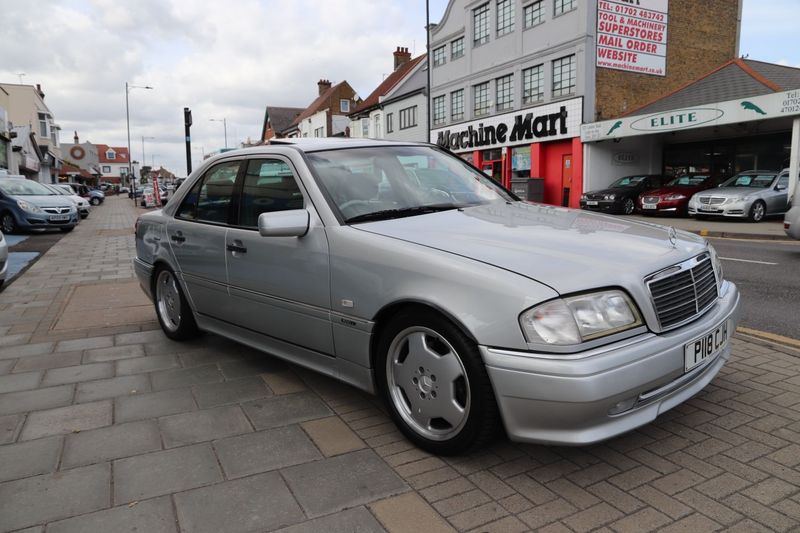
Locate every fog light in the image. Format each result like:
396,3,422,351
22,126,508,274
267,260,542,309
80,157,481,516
608,397,637,415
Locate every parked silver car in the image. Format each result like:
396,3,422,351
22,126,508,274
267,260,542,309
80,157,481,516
134,139,740,454
0,229,7,289
785,205,800,240
688,170,790,222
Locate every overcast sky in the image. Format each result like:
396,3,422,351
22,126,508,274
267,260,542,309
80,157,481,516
2,0,797,176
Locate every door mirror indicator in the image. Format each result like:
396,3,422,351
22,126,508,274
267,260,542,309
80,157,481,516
258,209,309,237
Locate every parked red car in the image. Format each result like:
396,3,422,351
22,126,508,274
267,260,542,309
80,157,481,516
638,174,722,216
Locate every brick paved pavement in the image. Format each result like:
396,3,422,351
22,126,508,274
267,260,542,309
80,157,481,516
0,196,799,532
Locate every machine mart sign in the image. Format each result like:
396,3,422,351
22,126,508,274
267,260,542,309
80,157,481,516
581,89,800,142
596,0,669,77
431,97,583,151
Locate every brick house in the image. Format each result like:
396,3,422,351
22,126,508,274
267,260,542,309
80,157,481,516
277,80,360,138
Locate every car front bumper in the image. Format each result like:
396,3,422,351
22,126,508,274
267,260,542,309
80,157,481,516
482,280,740,445
688,201,750,218
13,211,79,230
580,200,622,213
638,200,687,215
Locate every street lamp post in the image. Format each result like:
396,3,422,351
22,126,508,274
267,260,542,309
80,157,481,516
210,118,228,149
125,82,153,205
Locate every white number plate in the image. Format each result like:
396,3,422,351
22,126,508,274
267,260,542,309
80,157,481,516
586,201,599,206
643,204,657,210
699,205,717,211
50,215,70,221
684,319,731,372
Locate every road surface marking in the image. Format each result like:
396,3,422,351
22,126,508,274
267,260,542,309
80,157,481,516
719,257,777,265
737,327,800,350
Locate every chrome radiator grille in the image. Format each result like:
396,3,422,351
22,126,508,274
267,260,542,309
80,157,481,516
647,253,718,329
698,196,725,205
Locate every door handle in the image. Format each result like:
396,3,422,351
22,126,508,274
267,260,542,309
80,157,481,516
226,243,247,254
170,234,185,243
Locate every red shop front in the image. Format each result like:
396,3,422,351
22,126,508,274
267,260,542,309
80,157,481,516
432,97,584,208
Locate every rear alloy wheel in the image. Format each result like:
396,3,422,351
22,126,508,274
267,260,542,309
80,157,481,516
377,309,500,455
154,266,199,340
90,197,101,206
749,200,766,222
1,212,17,234
621,198,635,215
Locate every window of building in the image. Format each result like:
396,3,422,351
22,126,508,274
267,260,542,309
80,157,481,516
340,99,350,112
38,113,48,138
522,64,544,103
473,82,490,116
451,89,465,121
497,0,514,36
106,150,116,160
102,165,111,173
361,118,369,137
314,126,324,137
433,96,446,125
473,3,490,46
524,0,544,27
120,167,128,176
433,46,447,67
399,106,418,129
374,114,382,138
496,74,513,111
554,0,576,16
239,159,303,227
552,55,576,97
451,37,464,60
387,113,394,133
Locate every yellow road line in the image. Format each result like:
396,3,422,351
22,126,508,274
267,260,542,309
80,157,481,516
736,326,800,350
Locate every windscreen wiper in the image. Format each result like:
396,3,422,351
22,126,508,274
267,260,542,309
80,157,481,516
345,204,461,224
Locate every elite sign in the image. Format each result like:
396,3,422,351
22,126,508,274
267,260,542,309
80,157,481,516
581,89,800,142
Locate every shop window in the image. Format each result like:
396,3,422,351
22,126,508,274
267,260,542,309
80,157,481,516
524,1,544,27
399,106,418,129
554,0,576,15
552,55,576,97
473,82,490,116
523,64,544,103
433,46,446,67
497,0,514,36
451,89,464,121
473,3,490,46
496,74,513,111
451,37,464,60
433,96,446,126
386,113,394,133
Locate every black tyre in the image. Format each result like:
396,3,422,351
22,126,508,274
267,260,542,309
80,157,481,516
376,308,501,455
1,212,17,234
749,200,766,222
153,266,200,341
90,197,101,206
621,198,635,215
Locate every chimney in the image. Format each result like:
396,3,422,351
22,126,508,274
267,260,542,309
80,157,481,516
74,131,79,144
393,47,411,70
317,79,332,95
36,84,45,99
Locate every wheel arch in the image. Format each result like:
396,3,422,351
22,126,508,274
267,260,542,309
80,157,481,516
369,299,477,373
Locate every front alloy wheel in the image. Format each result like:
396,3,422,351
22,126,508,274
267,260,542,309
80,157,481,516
377,309,500,455
622,198,635,215
749,201,766,222
90,197,101,206
1,212,16,234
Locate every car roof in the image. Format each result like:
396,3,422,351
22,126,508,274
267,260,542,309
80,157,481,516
210,138,429,159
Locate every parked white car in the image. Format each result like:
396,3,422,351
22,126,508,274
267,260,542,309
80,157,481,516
785,205,800,240
43,184,90,219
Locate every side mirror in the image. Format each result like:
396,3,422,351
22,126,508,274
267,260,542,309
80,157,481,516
258,209,309,237
776,185,787,191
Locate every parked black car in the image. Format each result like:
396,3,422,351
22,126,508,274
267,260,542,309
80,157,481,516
580,175,668,215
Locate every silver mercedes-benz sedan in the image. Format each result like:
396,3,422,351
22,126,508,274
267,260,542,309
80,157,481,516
688,169,790,222
134,139,740,454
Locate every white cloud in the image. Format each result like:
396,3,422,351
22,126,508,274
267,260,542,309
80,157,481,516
3,0,448,173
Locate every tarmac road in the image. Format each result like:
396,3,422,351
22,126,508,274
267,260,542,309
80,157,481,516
709,236,800,340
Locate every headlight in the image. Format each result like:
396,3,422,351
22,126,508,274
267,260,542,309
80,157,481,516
664,194,686,201
707,243,723,289
580,194,587,200
603,194,616,201
17,200,44,214
732,196,748,202
520,290,643,346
